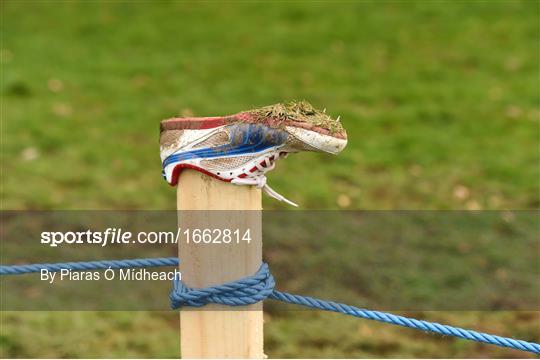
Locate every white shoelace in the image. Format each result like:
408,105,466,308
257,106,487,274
231,152,298,207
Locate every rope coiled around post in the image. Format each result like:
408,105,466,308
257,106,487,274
170,263,275,307
1,257,539,354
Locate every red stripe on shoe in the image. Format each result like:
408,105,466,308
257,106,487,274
169,164,231,186
160,117,228,131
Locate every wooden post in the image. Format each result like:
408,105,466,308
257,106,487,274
177,169,263,358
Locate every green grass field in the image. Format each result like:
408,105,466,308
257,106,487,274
1,0,539,358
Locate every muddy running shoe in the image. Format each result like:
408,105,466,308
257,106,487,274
160,101,347,206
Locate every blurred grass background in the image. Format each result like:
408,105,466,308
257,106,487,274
1,0,539,358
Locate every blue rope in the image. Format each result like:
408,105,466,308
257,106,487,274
170,263,275,307
268,291,540,354
0,257,178,275
171,263,540,354
2,258,539,354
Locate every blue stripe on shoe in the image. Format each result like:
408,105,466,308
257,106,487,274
162,124,287,169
